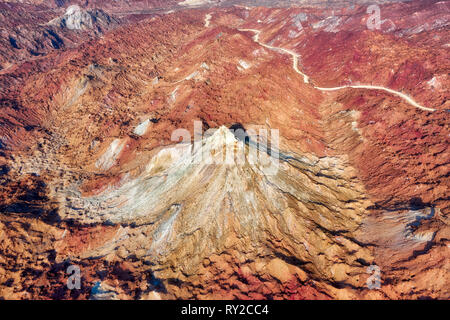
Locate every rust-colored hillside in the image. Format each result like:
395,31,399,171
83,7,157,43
0,0,448,300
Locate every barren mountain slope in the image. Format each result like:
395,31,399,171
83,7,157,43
0,1,448,299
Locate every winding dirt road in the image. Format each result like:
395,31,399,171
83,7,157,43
238,28,436,112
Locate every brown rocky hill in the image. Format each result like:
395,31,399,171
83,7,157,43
0,2,121,70
0,1,448,299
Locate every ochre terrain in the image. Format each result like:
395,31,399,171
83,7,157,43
0,0,448,299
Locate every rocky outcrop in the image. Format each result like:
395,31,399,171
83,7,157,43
48,5,119,31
